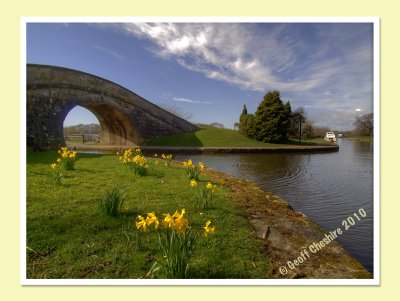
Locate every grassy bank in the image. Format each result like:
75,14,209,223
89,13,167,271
26,150,271,279
145,126,331,147
346,136,374,142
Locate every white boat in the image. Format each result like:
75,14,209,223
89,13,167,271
324,132,337,142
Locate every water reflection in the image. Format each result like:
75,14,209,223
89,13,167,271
174,139,374,272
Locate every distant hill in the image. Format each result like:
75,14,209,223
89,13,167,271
64,123,101,136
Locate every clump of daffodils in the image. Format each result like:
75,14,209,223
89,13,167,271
190,180,217,209
119,148,149,176
57,146,77,171
50,159,63,185
135,209,215,279
153,153,173,167
161,153,173,166
183,159,204,180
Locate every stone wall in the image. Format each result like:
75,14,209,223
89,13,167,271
26,64,198,150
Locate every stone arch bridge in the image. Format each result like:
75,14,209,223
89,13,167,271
27,64,198,150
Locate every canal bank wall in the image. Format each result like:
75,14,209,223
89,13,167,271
201,166,371,279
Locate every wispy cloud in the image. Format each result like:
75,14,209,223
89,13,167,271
173,97,212,104
103,22,373,129
91,44,128,62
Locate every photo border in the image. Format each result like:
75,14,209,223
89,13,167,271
20,16,380,286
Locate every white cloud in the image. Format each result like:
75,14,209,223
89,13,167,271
355,108,362,112
173,97,212,104
103,22,373,129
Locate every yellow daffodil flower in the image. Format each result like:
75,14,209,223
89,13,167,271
56,158,61,163
171,209,188,233
199,162,204,171
135,215,147,232
173,216,188,233
190,179,198,187
203,220,215,236
163,213,174,228
206,182,213,189
145,212,159,229
172,209,186,220
50,163,57,169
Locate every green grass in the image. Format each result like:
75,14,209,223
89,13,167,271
144,126,279,147
145,126,330,147
346,136,374,142
26,151,271,279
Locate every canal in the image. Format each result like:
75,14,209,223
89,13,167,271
174,139,374,273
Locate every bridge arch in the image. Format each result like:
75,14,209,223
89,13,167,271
26,64,198,150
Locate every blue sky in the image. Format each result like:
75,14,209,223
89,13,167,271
27,22,373,130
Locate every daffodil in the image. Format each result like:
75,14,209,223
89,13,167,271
206,182,213,189
56,158,61,163
203,220,215,236
199,162,204,171
50,163,57,169
171,209,188,233
173,217,188,233
135,215,147,232
146,212,159,229
172,209,186,220
163,213,174,228
190,179,198,187
187,159,193,167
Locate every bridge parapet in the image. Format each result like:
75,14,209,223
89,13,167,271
27,64,198,150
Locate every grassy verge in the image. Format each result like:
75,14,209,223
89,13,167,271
26,151,271,279
145,126,332,147
346,136,374,142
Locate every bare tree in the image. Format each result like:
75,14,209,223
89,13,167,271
353,113,373,136
157,103,193,121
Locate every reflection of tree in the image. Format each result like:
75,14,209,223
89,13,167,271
352,139,374,155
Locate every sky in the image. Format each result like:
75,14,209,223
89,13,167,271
26,22,374,130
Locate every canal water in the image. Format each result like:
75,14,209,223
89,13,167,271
174,139,374,273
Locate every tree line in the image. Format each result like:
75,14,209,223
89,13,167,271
64,123,101,136
238,90,373,143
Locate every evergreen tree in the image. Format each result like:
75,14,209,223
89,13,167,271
239,104,255,137
240,104,248,117
253,91,292,143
